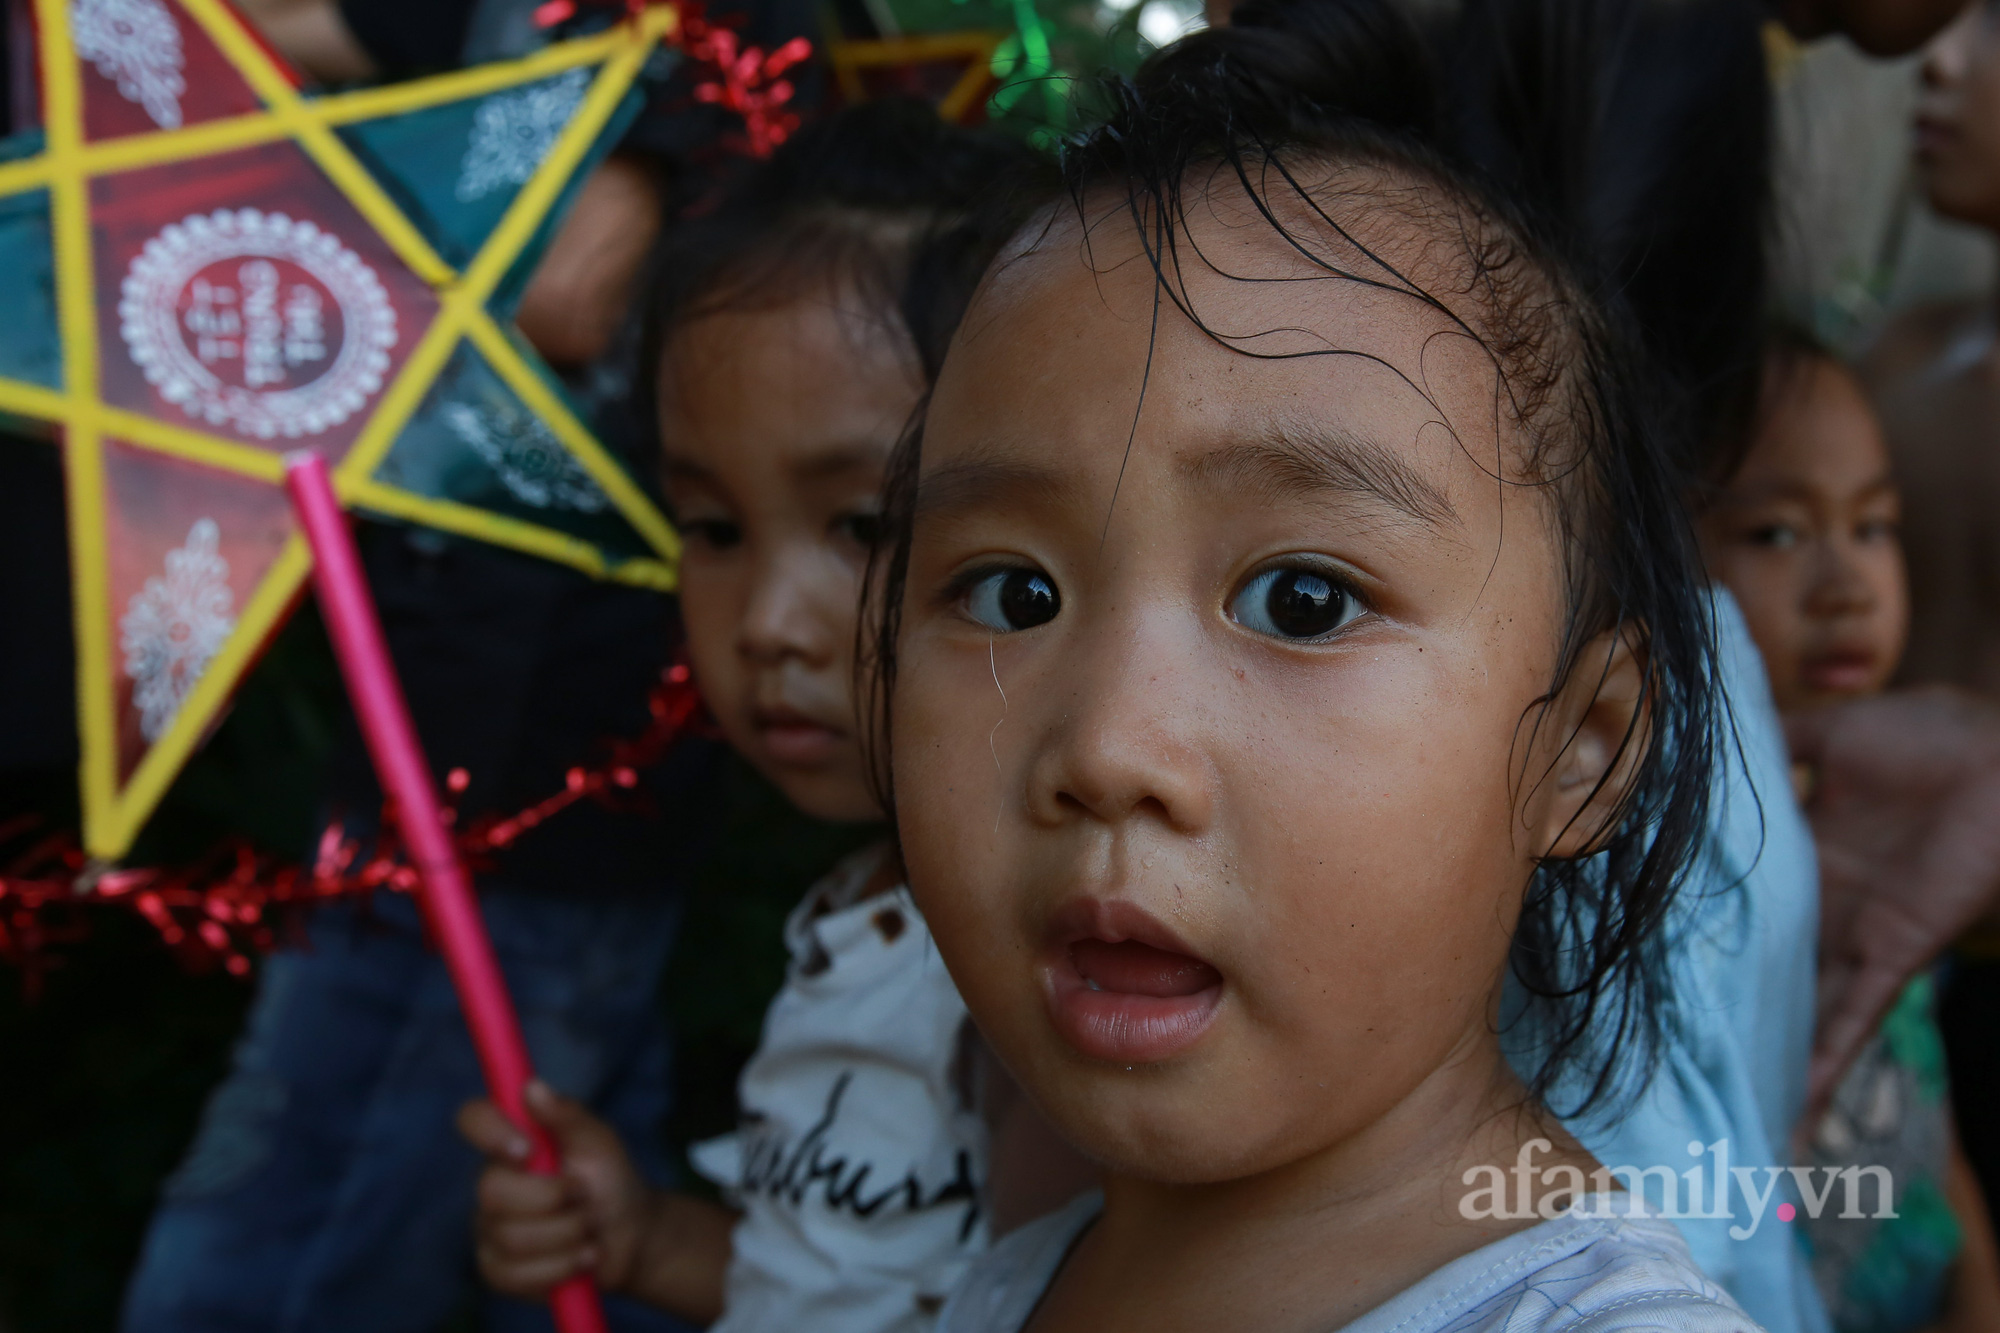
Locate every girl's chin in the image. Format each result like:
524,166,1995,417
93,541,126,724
762,761,881,825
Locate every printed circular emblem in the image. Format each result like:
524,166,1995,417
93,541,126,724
119,209,399,440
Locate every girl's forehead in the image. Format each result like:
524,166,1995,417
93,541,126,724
666,296,913,389
980,189,1492,380
1732,364,1893,503
947,228,1515,489
658,298,919,484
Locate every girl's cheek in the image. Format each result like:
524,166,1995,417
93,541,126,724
677,573,755,752
1255,736,1512,949
1857,550,1910,688
894,718,976,850
1716,553,1802,661
893,649,1019,922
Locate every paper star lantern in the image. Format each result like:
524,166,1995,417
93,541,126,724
826,31,1004,124
0,0,686,859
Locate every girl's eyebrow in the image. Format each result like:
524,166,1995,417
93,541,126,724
912,426,1459,531
662,443,888,484
913,454,1082,520
789,444,897,481
1724,470,1899,507
1181,424,1461,531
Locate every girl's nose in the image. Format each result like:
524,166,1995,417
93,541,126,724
1922,45,1949,90
1804,542,1878,619
1923,12,1972,89
1022,623,1215,835
737,550,838,667
1028,721,1215,833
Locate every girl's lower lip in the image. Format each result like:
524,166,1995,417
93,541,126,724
1045,939,1224,1064
758,721,844,765
1800,656,1878,695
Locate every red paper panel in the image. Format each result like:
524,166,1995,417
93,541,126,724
73,0,266,141
101,439,294,781
92,139,439,461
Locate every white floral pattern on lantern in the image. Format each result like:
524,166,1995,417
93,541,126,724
118,208,399,440
454,69,591,203
120,517,237,742
70,0,186,129
443,401,610,512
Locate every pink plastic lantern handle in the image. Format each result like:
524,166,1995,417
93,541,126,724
284,452,608,1333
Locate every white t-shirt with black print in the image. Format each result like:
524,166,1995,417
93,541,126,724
691,845,987,1333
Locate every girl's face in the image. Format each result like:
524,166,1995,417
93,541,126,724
660,293,919,823
891,193,1643,1182
1703,358,1906,714
1918,2,2000,230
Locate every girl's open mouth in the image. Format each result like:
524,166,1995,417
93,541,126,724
1799,647,1880,696
752,705,846,765
1046,937,1224,1064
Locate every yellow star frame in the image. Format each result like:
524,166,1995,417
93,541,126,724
0,0,683,859
826,31,1004,125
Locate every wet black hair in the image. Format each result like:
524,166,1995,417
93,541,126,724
1440,0,1772,487
862,0,1718,1121
640,98,1055,394
1752,319,1840,431
1700,320,1852,500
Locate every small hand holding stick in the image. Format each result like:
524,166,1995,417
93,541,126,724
284,451,608,1333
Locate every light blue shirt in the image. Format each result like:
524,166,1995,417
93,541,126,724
940,1192,1759,1333
1514,590,1826,1333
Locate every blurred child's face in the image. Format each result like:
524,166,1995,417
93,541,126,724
1775,0,1963,54
1703,358,1906,714
1919,2,2000,229
891,189,1644,1183
660,292,919,823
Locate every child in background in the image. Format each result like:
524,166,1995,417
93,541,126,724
866,2,1754,1328
1865,0,2000,698
457,101,1084,1332
1702,334,2000,1333
1864,1,2000,1244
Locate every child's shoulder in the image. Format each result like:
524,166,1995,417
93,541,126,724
794,841,901,920
777,842,947,1004
936,1192,1102,1333
1390,1206,1760,1333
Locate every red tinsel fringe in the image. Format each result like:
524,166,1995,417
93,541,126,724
530,0,809,157
678,14,810,158
0,662,709,996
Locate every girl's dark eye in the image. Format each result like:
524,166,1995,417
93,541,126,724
963,568,1060,632
837,512,884,548
1855,518,1898,544
684,518,743,550
1748,524,1799,550
1230,566,1360,641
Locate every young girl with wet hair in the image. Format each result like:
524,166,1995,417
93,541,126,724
457,100,1080,1333
1704,332,2000,1333
861,2,1756,1328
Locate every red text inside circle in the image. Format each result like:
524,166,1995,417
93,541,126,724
176,257,347,392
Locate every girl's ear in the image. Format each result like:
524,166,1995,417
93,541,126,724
1535,627,1649,861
